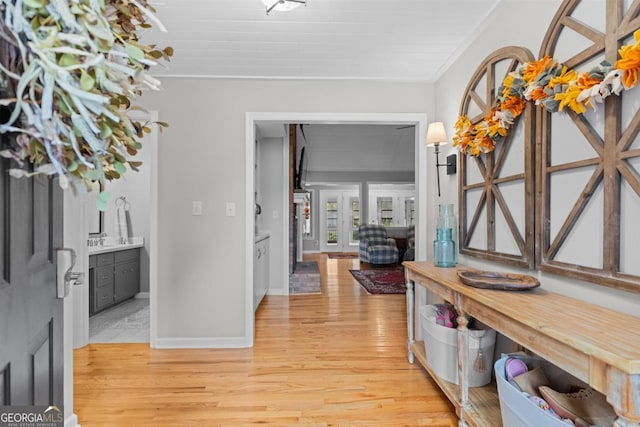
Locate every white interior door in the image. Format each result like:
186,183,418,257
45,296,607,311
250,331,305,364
319,189,359,252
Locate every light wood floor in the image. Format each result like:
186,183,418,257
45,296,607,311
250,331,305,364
74,254,457,426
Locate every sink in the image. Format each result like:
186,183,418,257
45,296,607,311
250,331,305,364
87,237,145,254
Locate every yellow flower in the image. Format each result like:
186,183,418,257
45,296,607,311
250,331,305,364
469,143,481,156
476,134,495,154
615,30,640,89
500,96,526,117
502,74,515,98
528,86,548,103
454,115,471,132
487,122,507,138
548,66,578,89
522,55,555,83
576,71,601,90
482,111,504,138
555,84,587,114
452,116,473,153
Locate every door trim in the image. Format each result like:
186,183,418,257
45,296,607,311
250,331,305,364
245,112,429,346
72,110,158,348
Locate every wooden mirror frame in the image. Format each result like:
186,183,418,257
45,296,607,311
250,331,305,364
458,46,537,269
537,0,640,292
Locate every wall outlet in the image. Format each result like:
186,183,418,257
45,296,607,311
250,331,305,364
192,201,202,216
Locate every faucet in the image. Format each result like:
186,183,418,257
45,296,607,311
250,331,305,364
87,233,108,247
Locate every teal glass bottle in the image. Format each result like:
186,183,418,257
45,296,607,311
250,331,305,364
434,204,457,267
434,227,456,267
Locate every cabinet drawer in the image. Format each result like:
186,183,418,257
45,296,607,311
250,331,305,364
95,286,114,310
96,253,114,267
115,248,139,263
96,266,114,288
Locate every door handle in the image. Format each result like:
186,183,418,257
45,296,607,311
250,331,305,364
56,248,84,299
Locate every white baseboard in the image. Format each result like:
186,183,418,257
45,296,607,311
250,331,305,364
267,289,289,296
65,413,79,427
135,292,150,299
153,336,252,349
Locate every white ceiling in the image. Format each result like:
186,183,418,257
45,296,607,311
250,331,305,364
144,1,505,174
144,0,505,81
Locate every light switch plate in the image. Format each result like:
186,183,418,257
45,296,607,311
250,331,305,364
192,201,202,216
226,202,236,217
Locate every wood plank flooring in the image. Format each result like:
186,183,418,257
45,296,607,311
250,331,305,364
74,254,457,426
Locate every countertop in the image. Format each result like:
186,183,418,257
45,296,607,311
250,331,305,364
88,236,144,255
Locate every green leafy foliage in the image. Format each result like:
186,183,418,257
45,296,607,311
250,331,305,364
0,0,173,190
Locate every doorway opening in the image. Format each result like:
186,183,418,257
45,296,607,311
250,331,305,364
318,186,360,253
74,111,158,348
246,112,428,345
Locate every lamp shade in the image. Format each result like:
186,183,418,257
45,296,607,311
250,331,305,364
426,121,448,147
262,0,302,12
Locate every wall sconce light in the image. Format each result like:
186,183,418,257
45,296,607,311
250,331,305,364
426,121,457,197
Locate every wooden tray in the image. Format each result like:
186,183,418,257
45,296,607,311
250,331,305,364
457,270,540,291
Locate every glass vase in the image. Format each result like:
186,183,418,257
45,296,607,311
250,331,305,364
434,204,457,267
434,227,456,267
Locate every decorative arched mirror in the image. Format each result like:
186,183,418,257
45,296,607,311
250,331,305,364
458,46,537,269
537,0,640,291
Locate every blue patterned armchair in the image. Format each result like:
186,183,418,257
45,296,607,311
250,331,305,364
358,224,399,265
403,224,415,261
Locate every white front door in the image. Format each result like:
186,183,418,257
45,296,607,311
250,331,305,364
319,190,360,252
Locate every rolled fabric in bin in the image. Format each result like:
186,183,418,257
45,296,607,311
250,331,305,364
419,305,496,387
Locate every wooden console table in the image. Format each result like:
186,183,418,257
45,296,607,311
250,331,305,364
403,261,640,427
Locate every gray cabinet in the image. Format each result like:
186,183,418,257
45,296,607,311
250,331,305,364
89,248,140,316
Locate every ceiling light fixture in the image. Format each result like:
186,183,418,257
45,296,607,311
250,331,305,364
262,0,306,15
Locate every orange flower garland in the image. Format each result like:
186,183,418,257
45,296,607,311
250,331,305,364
453,29,640,156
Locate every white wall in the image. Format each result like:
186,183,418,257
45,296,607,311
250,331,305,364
434,0,640,315
141,79,434,345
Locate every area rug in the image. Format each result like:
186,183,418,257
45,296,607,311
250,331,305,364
290,261,321,294
349,267,406,294
327,253,359,259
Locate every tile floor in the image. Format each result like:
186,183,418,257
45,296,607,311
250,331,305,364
89,297,149,343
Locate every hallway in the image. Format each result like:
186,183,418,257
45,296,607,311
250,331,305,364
74,254,456,426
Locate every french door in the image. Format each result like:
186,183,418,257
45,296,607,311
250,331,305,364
319,190,360,252
368,187,416,226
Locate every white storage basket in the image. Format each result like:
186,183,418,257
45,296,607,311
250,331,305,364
419,305,496,387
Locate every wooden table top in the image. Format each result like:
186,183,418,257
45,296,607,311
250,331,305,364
404,261,640,375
